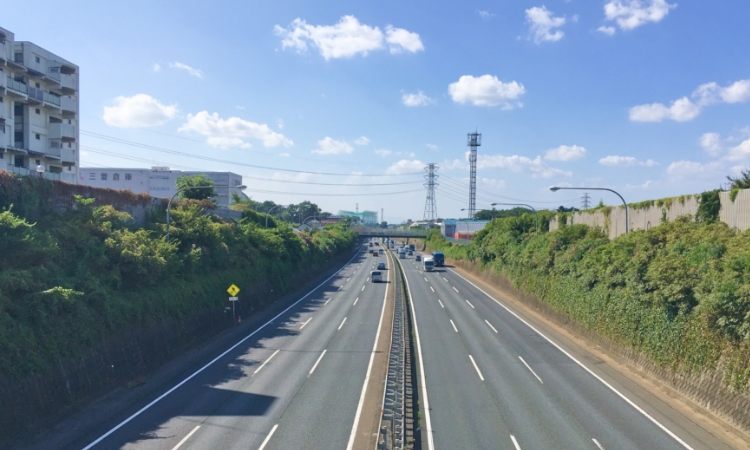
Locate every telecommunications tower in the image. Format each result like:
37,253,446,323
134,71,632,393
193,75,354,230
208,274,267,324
423,163,439,222
467,132,481,219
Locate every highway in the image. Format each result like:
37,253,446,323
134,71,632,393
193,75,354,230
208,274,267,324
64,243,390,450
398,248,733,450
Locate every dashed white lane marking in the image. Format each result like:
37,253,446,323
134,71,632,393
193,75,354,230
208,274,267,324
338,286,343,291
171,425,200,450
438,299,445,308
258,424,279,450
324,298,331,305
592,438,605,450
353,297,359,306
465,299,475,309
443,277,448,282
519,356,543,384
361,285,366,292
510,434,522,450
453,286,459,293
347,278,350,281
469,354,484,381
424,277,428,282
430,286,435,293
485,320,498,333
338,317,347,330
366,278,370,282
253,349,280,376
450,319,458,333
309,349,327,375
300,317,313,330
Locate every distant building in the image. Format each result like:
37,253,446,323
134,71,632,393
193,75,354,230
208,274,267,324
338,210,378,226
441,219,490,240
0,25,80,183
78,166,244,208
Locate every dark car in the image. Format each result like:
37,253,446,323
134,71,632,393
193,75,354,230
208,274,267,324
415,255,421,261
377,262,386,270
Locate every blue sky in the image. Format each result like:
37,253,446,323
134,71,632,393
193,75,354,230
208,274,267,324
6,0,750,222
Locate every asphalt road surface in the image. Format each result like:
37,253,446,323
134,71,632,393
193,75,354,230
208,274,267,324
399,250,734,450
67,242,389,450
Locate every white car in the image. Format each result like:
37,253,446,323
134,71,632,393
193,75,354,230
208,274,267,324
371,270,383,282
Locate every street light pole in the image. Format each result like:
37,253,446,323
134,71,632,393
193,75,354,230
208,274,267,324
265,204,287,228
166,184,246,242
491,203,539,234
550,186,629,233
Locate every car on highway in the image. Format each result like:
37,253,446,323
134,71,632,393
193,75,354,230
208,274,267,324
415,255,421,261
407,250,413,256
377,262,386,270
370,270,382,282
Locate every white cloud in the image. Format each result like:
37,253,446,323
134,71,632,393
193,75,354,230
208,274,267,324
279,152,290,157
441,159,466,170
354,136,371,145
477,154,572,178
477,10,495,19
206,136,251,149
544,145,587,161
153,63,161,72
624,180,653,189
525,6,566,43
274,16,422,60
629,97,700,122
385,26,424,53
604,0,676,31
236,105,246,110
374,148,393,157
693,79,750,106
426,144,438,150
386,159,425,174
179,111,293,148
402,91,436,107
599,155,658,166
312,137,354,155
480,178,507,189
666,160,722,180
277,119,284,130
448,75,526,108
727,138,750,161
169,62,203,78
597,26,616,35
699,133,723,157
103,94,177,128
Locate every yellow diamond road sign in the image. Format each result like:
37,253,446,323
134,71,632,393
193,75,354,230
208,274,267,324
227,284,240,297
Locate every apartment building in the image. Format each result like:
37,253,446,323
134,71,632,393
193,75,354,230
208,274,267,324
79,166,245,208
0,25,79,183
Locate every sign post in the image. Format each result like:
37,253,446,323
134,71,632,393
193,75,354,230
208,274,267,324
227,284,240,322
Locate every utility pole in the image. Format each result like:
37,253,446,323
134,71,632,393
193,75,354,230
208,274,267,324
581,192,591,209
423,163,439,222
467,132,481,220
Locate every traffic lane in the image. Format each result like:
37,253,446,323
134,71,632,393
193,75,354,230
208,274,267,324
80,252,370,450
265,267,390,450
399,259,512,449
442,268,693,450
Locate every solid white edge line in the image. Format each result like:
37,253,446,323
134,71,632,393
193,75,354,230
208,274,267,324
518,356,543,384
466,299,475,309
448,268,695,450
469,354,485,381
170,425,200,450
593,438,605,450
438,299,444,309
345,247,391,450
398,254,435,450
485,319,498,333
450,319,458,333
257,423,279,450
309,349,327,375
510,434,522,450
81,249,363,450
338,317,347,330
299,316,313,330
253,349,280,376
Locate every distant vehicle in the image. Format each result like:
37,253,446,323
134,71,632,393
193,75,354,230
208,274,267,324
379,249,384,254
409,244,415,251
377,262,386,270
432,252,444,267
371,271,383,282
374,242,379,246
423,257,434,272
415,255,421,261
398,250,406,259
407,250,413,256
369,243,373,247
372,251,378,257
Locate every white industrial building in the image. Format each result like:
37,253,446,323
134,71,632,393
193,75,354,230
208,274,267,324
0,25,79,183
78,166,245,208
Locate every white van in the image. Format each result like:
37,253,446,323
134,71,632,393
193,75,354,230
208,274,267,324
371,271,383,283
423,257,434,272
398,250,406,259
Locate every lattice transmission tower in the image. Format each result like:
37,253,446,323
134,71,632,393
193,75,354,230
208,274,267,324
467,132,481,219
581,192,591,209
423,163,439,222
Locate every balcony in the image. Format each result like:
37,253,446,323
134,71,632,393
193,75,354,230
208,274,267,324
61,96,76,114
43,91,61,107
6,164,29,176
61,146,76,163
60,171,76,183
47,139,62,158
48,123,76,141
6,75,28,96
46,66,61,82
60,73,76,92
27,86,44,104
44,172,61,181
0,41,7,62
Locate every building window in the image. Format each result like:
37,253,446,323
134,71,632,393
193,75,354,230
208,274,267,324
35,133,41,140
35,56,40,63
35,108,41,115
0,97,3,103
35,159,41,165
67,166,71,171
113,173,120,181
68,119,72,124
101,173,108,181
125,173,132,181
67,143,72,148
35,83,40,88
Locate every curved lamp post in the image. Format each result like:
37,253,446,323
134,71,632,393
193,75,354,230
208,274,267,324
300,215,322,229
265,204,288,228
550,186,628,234
166,184,246,242
491,202,538,234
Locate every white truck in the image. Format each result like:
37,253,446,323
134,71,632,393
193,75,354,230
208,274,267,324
422,256,434,272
